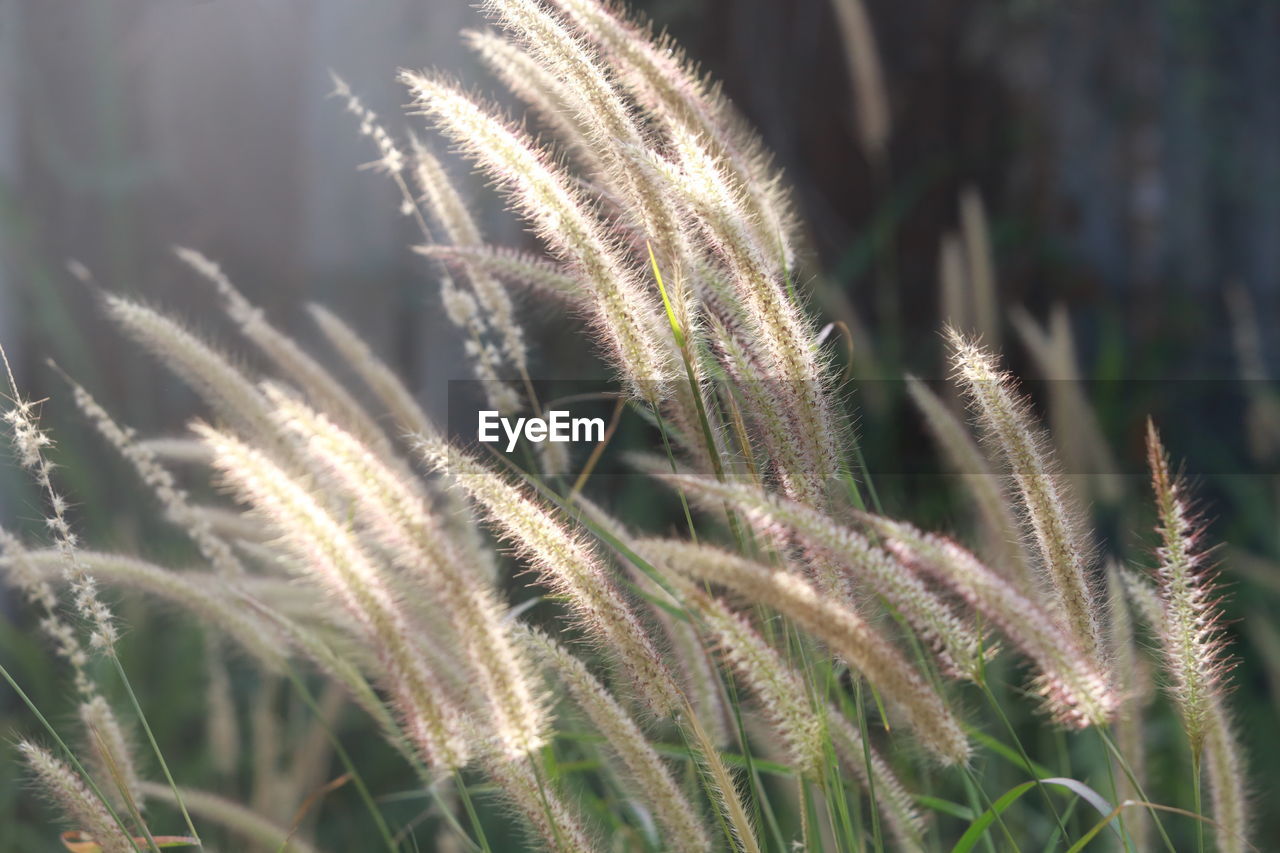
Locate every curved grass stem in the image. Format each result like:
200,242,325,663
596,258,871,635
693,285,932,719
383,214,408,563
110,653,200,845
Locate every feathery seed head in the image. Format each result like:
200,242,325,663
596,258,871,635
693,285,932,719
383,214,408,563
198,422,471,769
672,578,826,779
19,740,136,853
68,377,244,576
524,627,711,853
307,303,437,441
825,713,927,852
663,126,843,503
641,537,970,764
1144,423,1248,848
464,28,610,179
1119,565,1165,633
481,0,703,334
1105,561,1156,714
418,436,683,715
1,357,116,672
546,0,801,272
948,328,1104,667
831,0,891,163
6,548,285,672
481,750,599,853
408,134,529,382
655,471,987,680
1201,694,1248,853
329,72,406,176
402,71,676,399
269,388,549,758
958,188,999,346
415,244,585,307
905,375,1038,597
175,248,397,456
859,513,1117,727
105,296,275,442
79,696,145,814
0,530,97,697
333,78,527,414
1145,421,1232,750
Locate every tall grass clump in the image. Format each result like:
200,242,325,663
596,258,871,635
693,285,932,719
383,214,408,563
0,0,1255,850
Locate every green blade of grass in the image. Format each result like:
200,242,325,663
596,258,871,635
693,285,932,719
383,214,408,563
949,780,1037,853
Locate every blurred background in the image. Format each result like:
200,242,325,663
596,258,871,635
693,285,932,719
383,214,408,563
2,0,1279,847
4,0,1278,409
6,0,1277,557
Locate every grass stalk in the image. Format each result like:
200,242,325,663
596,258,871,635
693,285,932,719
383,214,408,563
0,660,144,848
109,654,199,845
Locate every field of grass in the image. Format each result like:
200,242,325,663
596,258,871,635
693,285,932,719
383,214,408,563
1,1,1276,851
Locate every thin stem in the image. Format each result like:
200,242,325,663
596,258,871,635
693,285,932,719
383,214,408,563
1192,751,1204,853
978,680,1069,843
282,670,400,853
569,396,625,498
680,703,763,853
960,764,1014,853
110,653,201,844
651,402,700,543
720,672,787,851
0,660,145,848
1093,728,1135,853
798,776,817,852
455,771,494,853
1095,727,1178,853
89,724,162,853
852,679,884,853
672,717,738,850
648,243,747,549
527,750,569,853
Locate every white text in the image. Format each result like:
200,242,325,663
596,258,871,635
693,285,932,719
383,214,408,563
478,410,605,452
